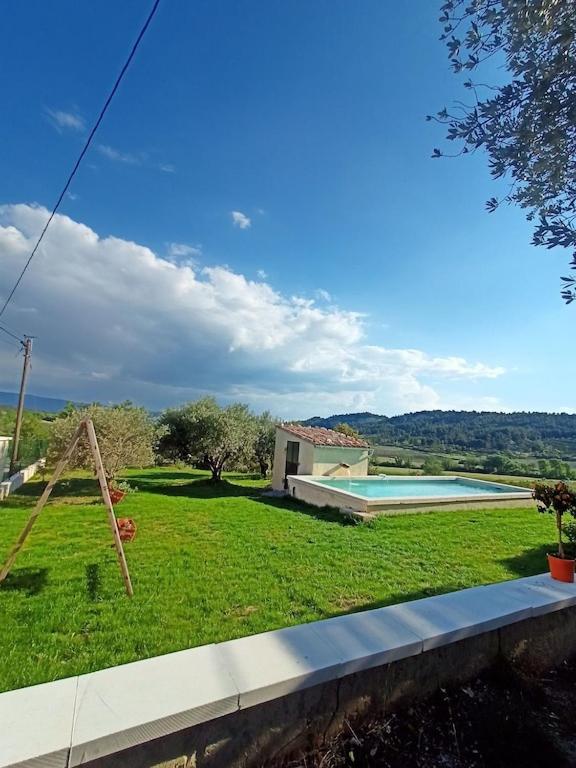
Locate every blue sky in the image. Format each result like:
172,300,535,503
0,0,571,417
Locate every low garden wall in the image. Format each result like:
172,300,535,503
0,458,45,501
2,574,576,768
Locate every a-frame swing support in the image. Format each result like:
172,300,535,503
0,418,134,597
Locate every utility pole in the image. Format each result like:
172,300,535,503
10,336,33,474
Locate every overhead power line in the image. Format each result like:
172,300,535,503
0,323,24,345
0,0,162,321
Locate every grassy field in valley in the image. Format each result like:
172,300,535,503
0,466,554,693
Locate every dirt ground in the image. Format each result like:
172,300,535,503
268,658,576,768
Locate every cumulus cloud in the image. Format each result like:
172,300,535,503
231,210,251,229
0,205,505,417
315,288,332,302
257,269,267,280
46,108,85,132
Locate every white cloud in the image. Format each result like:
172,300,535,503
167,242,202,259
0,205,506,417
46,108,85,132
257,269,267,280
231,210,251,229
166,242,202,268
96,145,174,174
97,144,141,165
315,288,331,302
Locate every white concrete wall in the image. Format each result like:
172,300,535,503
271,429,369,491
272,429,316,490
288,476,367,513
0,437,11,481
0,458,45,501
271,427,291,490
312,446,369,478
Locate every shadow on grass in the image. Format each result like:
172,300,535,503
128,469,207,483
500,543,552,578
6,477,99,501
86,563,101,601
1,567,48,596
224,473,263,482
141,478,259,499
129,469,263,485
252,493,357,526
322,584,462,620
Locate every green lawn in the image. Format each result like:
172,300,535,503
0,466,552,693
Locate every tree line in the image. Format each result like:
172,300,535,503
306,410,576,457
48,398,276,483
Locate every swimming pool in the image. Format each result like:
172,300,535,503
287,475,532,518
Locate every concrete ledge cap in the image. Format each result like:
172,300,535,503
311,609,423,674
505,573,576,616
380,582,533,651
69,645,239,766
217,623,345,710
0,677,77,768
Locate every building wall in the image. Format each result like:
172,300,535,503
311,446,369,477
0,437,11,480
272,429,315,490
271,429,369,490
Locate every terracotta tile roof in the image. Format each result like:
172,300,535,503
279,424,370,448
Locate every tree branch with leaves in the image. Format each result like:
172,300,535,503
432,0,576,301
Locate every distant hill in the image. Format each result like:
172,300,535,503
303,410,576,456
304,412,387,433
0,391,73,413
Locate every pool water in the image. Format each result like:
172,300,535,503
313,477,516,499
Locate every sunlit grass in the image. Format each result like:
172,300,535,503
0,466,551,692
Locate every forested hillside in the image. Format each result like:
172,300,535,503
303,411,576,457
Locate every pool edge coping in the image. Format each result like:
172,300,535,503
288,474,533,510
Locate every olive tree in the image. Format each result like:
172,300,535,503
253,411,277,478
432,0,576,300
334,422,361,439
48,402,156,483
158,397,258,482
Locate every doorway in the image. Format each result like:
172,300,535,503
285,440,300,478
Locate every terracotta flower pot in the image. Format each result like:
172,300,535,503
548,553,575,583
109,489,126,505
116,517,137,542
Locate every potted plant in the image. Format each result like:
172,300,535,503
533,481,576,582
116,517,137,542
108,480,137,505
